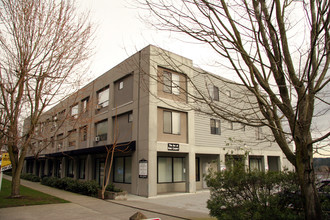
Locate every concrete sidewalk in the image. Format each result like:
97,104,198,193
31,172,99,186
0,175,211,220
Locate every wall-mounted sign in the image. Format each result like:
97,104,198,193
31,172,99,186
168,143,179,151
139,159,148,178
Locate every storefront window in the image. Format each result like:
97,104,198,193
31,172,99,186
158,157,186,183
114,157,132,183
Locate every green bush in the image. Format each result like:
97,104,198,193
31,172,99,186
205,158,304,220
20,173,41,182
105,183,122,192
41,176,98,197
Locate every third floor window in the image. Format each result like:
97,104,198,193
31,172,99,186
163,71,180,95
97,86,109,108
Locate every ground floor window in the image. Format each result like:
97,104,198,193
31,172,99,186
78,159,86,179
249,156,263,171
54,160,62,178
225,155,244,170
48,160,53,177
158,157,186,183
95,159,105,186
26,160,34,173
114,157,132,183
267,156,280,171
66,159,74,178
196,157,200,181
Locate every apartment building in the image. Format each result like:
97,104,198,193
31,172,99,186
23,45,293,197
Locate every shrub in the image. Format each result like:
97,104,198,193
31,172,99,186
41,176,99,197
205,158,304,220
20,173,40,182
105,183,122,192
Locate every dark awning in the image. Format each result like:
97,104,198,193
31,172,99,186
26,141,136,159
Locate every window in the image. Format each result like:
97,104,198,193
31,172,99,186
256,127,264,140
54,160,62,178
163,111,181,135
57,134,63,150
158,157,186,183
51,115,57,131
81,97,89,113
66,159,74,178
249,157,263,171
208,85,219,101
95,159,105,185
119,81,124,90
225,155,245,171
95,120,108,141
80,126,88,142
163,71,180,95
71,104,78,118
196,158,200,181
97,86,109,108
78,159,86,179
68,129,76,148
128,112,133,123
113,157,132,183
50,136,55,149
210,119,221,135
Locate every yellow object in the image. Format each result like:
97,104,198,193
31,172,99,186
0,153,11,167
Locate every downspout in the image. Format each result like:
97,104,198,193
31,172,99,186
136,50,141,195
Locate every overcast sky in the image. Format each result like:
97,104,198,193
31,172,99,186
78,0,329,157
79,0,228,81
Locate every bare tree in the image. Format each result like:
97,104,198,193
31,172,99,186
0,0,93,197
139,0,329,219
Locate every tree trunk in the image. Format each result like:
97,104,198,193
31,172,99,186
11,169,21,198
296,144,322,220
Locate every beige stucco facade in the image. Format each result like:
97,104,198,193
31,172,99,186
23,45,293,197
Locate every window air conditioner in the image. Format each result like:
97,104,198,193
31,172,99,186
95,136,100,142
96,104,102,110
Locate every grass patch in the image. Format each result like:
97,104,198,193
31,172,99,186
0,178,69,208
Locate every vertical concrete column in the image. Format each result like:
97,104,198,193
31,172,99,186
186,152,196,193
148,150,157,197
219,154,225,171
264,155,269,171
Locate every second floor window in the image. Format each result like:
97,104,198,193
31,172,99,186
57,133,63,150
163,110,181,135
163,71,180,95
208,85,219,101
95,120,108,141
71,104,78,118
80,126,88,142
210,119,221,135
81,97,89,113
97,86,109,108
68,129,77,148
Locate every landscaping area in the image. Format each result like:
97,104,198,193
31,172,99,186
0,178,69,208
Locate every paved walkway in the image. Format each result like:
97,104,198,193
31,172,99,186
0,175,211,220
